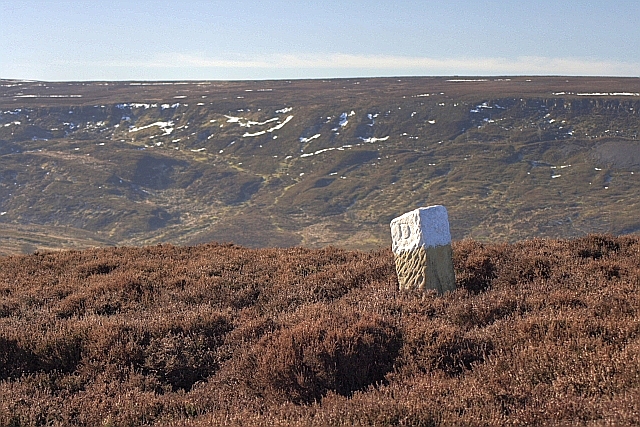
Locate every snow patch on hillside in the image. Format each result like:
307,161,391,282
225,116,242,123
554,92,640,96
578,92,639,96
300,134,321,143
247,118,279,127
359,136,389,143
15,94,82,98
447,79,488,82
117,103,159,109
268,115,293,132
339,112,349,127
242,115,293,137
243,130,267,137
331,111,356,131
129,121,175,135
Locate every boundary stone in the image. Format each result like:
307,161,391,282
390,205,456,294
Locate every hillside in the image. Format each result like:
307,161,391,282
1,77,640,254
0,235,639,426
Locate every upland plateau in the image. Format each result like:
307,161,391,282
1,77,640,253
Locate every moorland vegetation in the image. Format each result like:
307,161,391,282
1,234,639,426
1,77,640,254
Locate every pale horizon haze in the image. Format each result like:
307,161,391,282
1,0,639,81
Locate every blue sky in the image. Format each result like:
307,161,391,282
1,0,639,81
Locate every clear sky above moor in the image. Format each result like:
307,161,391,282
1,0,639,81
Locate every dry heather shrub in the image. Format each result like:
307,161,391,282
243,308,401,404
575,234,621,259
0,336,37,381
79,309,232,392
1,235,640,426
0,322,85,382
453,240,500,293
396,317,494,378
143,332,218,392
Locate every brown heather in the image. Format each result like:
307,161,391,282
0,234,639,426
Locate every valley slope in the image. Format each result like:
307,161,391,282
1,77,640,254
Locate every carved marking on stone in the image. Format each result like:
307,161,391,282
390,205,456,294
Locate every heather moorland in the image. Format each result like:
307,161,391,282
1,234,639,426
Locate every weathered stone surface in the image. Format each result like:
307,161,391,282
390,206,456,294
393,245,456,293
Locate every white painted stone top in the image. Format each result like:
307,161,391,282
390,205,452,254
